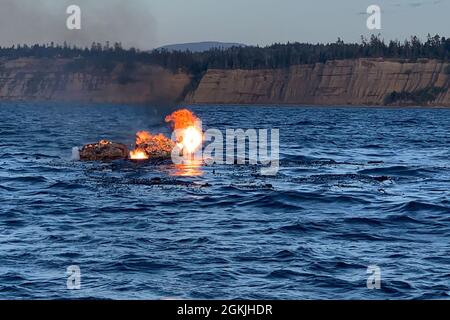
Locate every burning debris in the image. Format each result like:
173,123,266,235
79,140,129,161
128,108,202,160
77,109,203,162
129,131,175,160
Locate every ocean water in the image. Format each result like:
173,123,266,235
0,102,449,300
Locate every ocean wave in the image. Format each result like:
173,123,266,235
1,103,450,299
358,166,434,177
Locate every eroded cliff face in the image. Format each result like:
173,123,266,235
0,58,191,104
0,58,449,106
186,59,450,106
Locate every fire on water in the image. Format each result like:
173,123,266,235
129,149,148,160
177,126,203,154
129,109,202,160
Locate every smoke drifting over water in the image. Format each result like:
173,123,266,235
0,0,156,49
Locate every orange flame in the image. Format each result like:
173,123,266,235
135,131,171,146
135,131,154,145
165,109,199,130
129,149,149,160
165,109,202,154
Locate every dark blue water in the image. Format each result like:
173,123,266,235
1,102,450,299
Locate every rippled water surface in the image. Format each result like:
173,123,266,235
1,102,450,299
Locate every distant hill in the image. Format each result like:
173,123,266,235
157,41,246,52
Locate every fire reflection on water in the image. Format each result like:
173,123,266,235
173,158,203,177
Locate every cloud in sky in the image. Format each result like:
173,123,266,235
0,0,156,49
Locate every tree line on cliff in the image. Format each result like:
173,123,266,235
0,35,449,74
